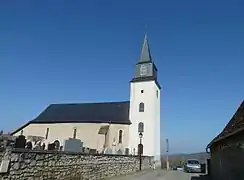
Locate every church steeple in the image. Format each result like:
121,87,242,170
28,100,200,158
139,33,152,63
128,32,161,158
131,33,160,89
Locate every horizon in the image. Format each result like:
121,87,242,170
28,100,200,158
0,0,243,154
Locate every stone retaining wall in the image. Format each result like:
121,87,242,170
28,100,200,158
0,149,153,180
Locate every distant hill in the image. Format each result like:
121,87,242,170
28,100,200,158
161,152,210,167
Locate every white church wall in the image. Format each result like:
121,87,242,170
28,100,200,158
12,122,130,153
107,124,130,153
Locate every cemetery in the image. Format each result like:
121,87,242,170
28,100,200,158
0,133,153,179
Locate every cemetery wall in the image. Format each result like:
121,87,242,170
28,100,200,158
0,148,153,180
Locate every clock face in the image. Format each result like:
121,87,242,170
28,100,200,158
140,65,147,76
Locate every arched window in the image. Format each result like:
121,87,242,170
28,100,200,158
139,102,144,112
138,122,144,133
118,130,123,144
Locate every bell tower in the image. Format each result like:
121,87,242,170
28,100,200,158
128,33,161,160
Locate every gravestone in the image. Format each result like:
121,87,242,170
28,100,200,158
63,138,83,152
47,143,55,150
104,148,112,154
14,135,26,148
26,141,32,149
117,149,123,155
41,143,46,150
125,148,129,155
54,140,60,150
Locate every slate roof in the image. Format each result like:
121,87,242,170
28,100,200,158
11,101,131,135
131,33,161,90
139,33,153,63
207,100,244,148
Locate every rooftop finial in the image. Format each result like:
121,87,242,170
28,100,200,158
144,23,148,41
145,23,148,34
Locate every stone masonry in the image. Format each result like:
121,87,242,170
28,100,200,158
0,148,153,180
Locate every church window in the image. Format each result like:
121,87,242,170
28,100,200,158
118,130,123,144
139,102,144,112
156,90,158,98
141,90,144,93
45,128,49,139
138,122,144,133
20,130,23,135
73,128,77,139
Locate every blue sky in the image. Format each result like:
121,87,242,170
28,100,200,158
0,0,243,154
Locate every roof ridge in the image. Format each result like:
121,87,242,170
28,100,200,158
49,100,130,106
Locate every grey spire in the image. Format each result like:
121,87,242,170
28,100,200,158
139,33,152,63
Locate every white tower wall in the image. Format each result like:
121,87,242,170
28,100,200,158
128,80,160,158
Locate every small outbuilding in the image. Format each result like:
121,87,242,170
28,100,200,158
206,100,244,180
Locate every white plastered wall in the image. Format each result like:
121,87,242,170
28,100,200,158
128,80,160,158
12,122,130,152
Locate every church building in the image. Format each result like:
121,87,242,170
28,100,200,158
11,34,161,160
